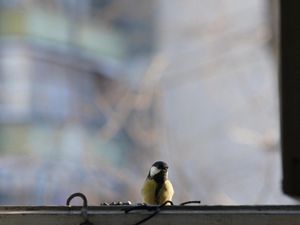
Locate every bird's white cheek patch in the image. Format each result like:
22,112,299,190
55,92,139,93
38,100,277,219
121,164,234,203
150,166,161,177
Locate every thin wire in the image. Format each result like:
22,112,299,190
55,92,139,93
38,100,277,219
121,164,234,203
125,200,201,225
125,201,173,225
179,200,201,206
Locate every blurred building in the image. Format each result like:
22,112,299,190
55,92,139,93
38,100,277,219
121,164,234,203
0,0,159,205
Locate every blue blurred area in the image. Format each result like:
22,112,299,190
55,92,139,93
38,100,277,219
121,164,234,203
0,0,157,205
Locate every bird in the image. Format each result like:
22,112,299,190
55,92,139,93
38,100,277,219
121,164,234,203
141,161,174,205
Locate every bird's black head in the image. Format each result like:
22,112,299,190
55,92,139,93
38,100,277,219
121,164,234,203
152,161,168,170
148,161,169,183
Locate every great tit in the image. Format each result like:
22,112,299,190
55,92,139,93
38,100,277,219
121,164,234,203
141,161,174,205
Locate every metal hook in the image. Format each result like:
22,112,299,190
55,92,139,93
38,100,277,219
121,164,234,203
66,192,94,225
66,192,88,207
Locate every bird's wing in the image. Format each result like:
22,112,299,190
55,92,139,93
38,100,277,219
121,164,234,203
141,179,158,205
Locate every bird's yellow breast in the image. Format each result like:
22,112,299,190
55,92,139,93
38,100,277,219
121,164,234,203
141,179,174,205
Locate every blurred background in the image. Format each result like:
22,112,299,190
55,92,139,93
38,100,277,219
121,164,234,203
0,0,295,205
